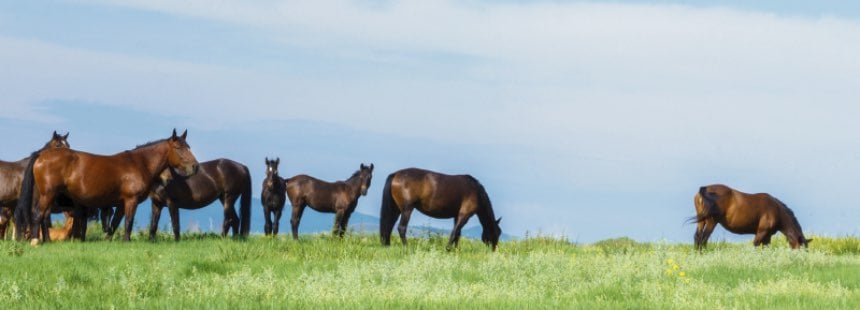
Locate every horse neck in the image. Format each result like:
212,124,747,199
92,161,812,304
126,142,171,180
344,172,363,197
264,174,282,192
778,205,805,242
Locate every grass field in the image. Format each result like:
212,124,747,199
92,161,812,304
0,229,858,309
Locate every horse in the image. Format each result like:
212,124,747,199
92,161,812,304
106,158,252,241
16,129,199,244
380,168,502,251
692,184,811,250
261,157,286,236
286,163,374,239
0,131,70,239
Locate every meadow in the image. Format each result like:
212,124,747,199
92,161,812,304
0,230,858,309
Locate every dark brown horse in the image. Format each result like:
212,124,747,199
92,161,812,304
693,184,811,250
16,129,199,244
0,131,70,238
261,157,286,236
107,158,251,241
380,168,502,251
286,163,373,239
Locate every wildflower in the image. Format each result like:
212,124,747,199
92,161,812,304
679,271,686,277
673,264,679,271
665,269,673,276
666,259,675,265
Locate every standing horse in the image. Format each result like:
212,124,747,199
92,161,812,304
0,131,70,238
107,158,251,241
380,168,502,251
286,163,373,239
16,129,199,244
692,184,811,250
261,157,286,236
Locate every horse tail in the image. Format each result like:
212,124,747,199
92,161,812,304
689,186,720,223
379,173,398,245
14,151,39,241
239,164,252,238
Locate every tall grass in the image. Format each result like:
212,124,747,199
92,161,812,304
0,232,858,309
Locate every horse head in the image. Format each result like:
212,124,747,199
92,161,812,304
358,163,374,196
264,157,281,189
166,129,199,177
482,217,502,250
44,130,70,149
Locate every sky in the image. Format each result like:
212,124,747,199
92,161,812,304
1,0,859,242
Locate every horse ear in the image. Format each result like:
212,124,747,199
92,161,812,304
265,157,269,164
180,129,188,140
370,163,374,171
53,130,59,138
171,128,178,139
496,217,502,224
62,132,69,139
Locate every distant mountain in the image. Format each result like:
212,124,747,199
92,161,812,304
92,198,514,241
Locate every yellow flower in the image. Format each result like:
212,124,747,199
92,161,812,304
665,269,673,276
666,259,674,265
673,264,679,270
679,271,686,277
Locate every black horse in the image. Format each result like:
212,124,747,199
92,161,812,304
107,158,252,241
261,157,286,236
286,164,373,239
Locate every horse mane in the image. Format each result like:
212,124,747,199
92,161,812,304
465,175,498,233
134,138,168,150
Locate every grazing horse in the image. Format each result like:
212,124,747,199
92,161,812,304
107,158,252,241
692,184,811,250
380,168,502,251
16,129,199,244
261,157,286,236
0,131,70,238
286,163,374,239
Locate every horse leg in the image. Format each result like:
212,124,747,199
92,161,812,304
333,209,345,238
71,206,88,241
32,193,54,245
289,203,305,240
339,210,353,238
273,208,283,236
222,196,240,237
166,204,180,241
0,207,10,240
397,207,414,246
263,205,272,236
694,220,705,250
121,200,138,242
100,207,113,234
753,226,775,247
149,202,163,241
446,214,470,251
107,206,125,241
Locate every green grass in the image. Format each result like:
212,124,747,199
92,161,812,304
0,230,858,309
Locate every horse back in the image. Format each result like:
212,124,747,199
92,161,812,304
0,160,27,203
391,168,478,218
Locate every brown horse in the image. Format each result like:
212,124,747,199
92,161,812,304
261,157,286,236
380,168,502,251
107,158,252,241
0,131,70,238
286,163,374,239
693,184,811,250
16,129,199,244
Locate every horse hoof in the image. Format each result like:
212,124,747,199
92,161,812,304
30,239,40,247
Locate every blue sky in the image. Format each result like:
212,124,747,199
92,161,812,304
2,1,859,242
